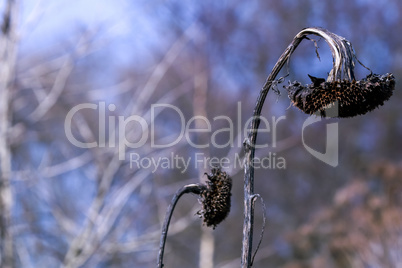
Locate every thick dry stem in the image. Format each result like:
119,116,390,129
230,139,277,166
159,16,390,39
157,184,207,268
242,27,355,267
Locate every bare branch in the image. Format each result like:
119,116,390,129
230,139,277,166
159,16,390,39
40,151,92,178
29,55,74,121
0,0,18,266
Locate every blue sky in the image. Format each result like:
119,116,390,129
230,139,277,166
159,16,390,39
12,0,397,91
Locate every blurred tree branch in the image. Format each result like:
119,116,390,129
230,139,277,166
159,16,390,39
0,0,18,267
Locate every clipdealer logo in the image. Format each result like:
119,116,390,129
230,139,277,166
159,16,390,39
301,102,339,167
64,101,338,169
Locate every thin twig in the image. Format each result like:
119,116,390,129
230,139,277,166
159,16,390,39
250,194,267,266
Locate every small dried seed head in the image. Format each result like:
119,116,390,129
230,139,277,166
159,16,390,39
198,168,232,229
285,73,395,117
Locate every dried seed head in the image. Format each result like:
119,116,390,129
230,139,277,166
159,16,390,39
277,28,396,117
285,73,395,117
198,168,232,229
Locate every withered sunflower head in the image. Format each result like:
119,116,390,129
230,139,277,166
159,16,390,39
283,28,396,118
197,168,232,229
285,73,395,117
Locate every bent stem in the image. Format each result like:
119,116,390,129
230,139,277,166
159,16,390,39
157,184,206,268
242,27,353,267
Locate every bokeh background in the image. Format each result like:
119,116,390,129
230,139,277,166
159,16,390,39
2,0,402,267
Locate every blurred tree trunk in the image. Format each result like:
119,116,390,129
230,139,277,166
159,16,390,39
0,0,17,267
193,55,214,268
